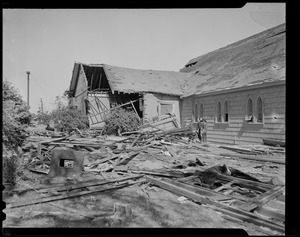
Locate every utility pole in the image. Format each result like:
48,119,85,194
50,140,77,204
40,98,44,113
26,71,30,107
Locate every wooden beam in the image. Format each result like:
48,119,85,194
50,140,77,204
98,72,102,89
37,174,143,193
129,134,142,148
146,176,284,233
40,136,70,145
91,99,140,118
213,181,235,192
220,153,285,165
239,186,285,212
7,175,143,209
130,100,140,118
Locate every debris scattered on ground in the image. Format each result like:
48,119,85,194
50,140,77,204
3,124,285,234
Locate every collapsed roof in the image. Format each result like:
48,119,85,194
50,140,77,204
69,23,285,98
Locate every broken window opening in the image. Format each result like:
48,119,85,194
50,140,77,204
59,159,74,168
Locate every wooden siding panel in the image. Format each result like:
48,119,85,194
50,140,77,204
181,85,285,144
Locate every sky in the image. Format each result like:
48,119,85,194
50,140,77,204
3,3,285,114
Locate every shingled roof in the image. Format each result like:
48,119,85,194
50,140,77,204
181,23,285,98
70,24,285,99
102,64,188,96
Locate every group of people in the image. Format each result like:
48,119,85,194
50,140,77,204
189,117,207,143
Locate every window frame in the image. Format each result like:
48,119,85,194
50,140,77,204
224,100,229,123
216,100,222,123
194,103,199,121
256,96,264,123
159,102,174,116
245,97,254,123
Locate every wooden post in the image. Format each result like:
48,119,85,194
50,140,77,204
26,71,30,107
130,100,139,118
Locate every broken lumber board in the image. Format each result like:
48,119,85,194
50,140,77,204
219,153,285,165
28,168,49,175
6,176,143,209
49,142,116,148
213,172,274,191
254,205,285,223
146,176,284,233
6,183,129,209
129,169,183,178
87,154,121,167
37,174,143,193
219,145,256,153
238,186,285,212
40,136,70,144
213,181,235,192
129,134,142,148
12,182,99,219
75,128,84,137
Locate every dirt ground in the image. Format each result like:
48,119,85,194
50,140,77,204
3,124,285,235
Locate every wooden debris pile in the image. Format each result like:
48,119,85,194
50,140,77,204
11,124,285,233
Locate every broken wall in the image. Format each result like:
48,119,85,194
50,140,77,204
181,84,285,145
73,65,88,114
143,93,181,124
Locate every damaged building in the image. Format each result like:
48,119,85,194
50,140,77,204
69,23,285,145
68,63,187,129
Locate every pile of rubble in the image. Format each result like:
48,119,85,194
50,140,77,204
5,122,285,234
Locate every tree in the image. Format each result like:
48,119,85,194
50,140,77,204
2,81,31,187
3,81,31,149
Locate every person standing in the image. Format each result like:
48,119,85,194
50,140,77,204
196,117,202,143
201,119,207,143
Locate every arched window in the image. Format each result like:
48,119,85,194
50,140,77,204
194,104,199,121
246,97,253,122
257,97,263,123
217,101,222,122
199,103,204,119
224,101,229,122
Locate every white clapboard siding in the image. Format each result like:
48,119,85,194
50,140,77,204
181,84,285,144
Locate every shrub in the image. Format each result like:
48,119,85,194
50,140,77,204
50,106,89,132
2,145,19,187
103,108,140,135
3,81,30,150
